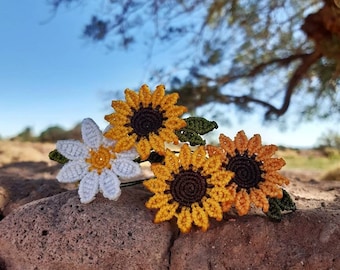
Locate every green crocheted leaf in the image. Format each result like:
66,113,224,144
266,198,283,222
184,117,218,135
49,149,69,164
276,189,296,211
175,117,218,146
266,190,296,222
175,129,206,146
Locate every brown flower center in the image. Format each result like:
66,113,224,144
129,104,166,140
170,168,207,207
225,152,264,191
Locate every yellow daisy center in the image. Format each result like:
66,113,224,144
169,167,208,207
86,145,115,174
225,151,264,191
128,104,167,140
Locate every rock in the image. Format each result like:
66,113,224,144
0,162,67,217
0,184,339,270
0,186,172,270
170,209,340,270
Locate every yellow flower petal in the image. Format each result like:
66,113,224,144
104,113,128,126
250,188,269,212
113,136,135,152
151,84,165,108
149,133,165,155
164,106,188,118
125,89,140,110
202,155,221,175
159,129,179,144
139,84,152,107
160,92,179,110
105,126,131,140
176,207,193,233
154,202,178,223
191,146,207,170
221,184,237,212
234,189,251,216
145,193,171,209
179,143,192,170
151,163,172,181
256,144,278,160
262,158,286,172
143,178,168,194
164,149,180,174
202,198,223,221
219,134,236,157
164,117,187,131
192,203,209,232
207,186,234,202
209,170,234,186
136,137,151,160
111,100,132,115
234,130,248,154
247,134,262,156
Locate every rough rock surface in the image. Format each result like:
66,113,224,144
0,162,66,217
0,186,172,270
170,209,340,269
0,160,339,270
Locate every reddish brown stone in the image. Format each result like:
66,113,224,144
0,186,172,270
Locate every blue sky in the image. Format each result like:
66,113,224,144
0,1,338,148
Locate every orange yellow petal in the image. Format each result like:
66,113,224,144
176,207,193,233
151,84,165,108
234,130,248,154
219,134,236,157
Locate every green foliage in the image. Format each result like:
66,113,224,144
12,127,36,142
266,190,296,222
317,129,340,150
175,117,218,146
49,0,340,123
9,123,82,143
39,126,68,142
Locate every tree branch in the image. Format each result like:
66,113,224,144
191,51,323,118
215,53,311,85
264,50,323,118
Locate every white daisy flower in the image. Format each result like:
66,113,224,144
56,118,141,203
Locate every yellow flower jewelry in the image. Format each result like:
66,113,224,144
49,83,295,230
144,144,234,233
207,130,290,216
104,84,187,160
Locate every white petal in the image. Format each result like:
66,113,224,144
99,170,121,201
56,140,88,160
78,171,99,203
116,147,138,160
81,118,103,149
111,158,141,178
56,160,88,183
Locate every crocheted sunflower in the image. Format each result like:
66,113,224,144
207,130,290,216
144,144,234,233
104,84,187,160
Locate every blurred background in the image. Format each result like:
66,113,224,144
0,0,339,179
